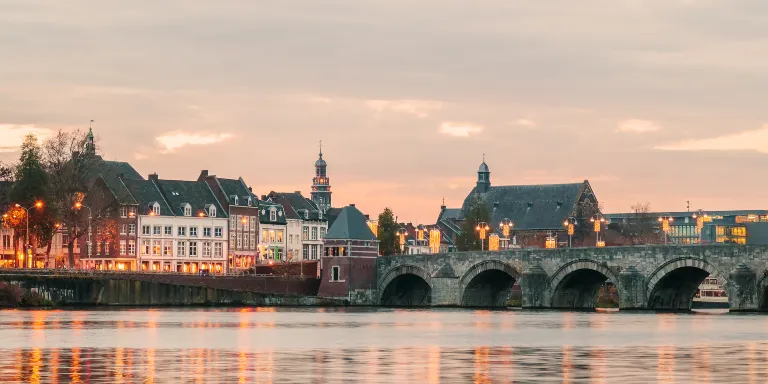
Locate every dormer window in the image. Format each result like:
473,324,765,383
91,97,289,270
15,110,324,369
318,211,323,220
232,195,239,206
269,207,277,222
209,206,216,217
183,203,192,217
247,196,253,206
304,210,309,220
149,202,160,216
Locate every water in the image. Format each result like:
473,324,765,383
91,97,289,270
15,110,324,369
1,308,767,383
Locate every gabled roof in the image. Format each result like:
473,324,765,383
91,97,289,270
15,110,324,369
122,179,173,215
461,181,591,231
89,156,144,205
216,177,253,205
257,200,287,225
325,207,344,227
155,179,228,218
268,191,326,221
325,205,377,241
437,207,462,223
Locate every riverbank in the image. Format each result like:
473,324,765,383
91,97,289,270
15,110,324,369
0,282,55,308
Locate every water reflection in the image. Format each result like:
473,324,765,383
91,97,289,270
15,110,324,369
1,308,768,383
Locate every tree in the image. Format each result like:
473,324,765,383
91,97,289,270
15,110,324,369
455,194,491,251
42,129,118,266
377,208,399,256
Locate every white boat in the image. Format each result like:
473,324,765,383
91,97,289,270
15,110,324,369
692,277,729,309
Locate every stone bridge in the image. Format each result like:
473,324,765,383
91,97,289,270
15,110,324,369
376,244,768,311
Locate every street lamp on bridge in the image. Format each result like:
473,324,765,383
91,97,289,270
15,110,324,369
563,217,576,248
16,201,44,268
589,213,607,247
475,222,490,251
498,218,513,249
658,214,674,245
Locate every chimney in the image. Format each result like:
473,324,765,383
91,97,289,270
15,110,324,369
149,173,159,183
248,187,253,192
198,170,209,181
295,191,301,194
350,203,356,207
261,195,267,200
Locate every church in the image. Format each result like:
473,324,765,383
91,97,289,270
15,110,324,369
436,159,601,248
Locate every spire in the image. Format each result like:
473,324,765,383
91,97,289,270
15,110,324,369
85,119,95,155
319,140,323,159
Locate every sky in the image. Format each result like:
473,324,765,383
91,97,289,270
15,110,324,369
2,0,768,223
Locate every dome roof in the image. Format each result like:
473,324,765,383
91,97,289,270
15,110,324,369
478,161,489,173
315,156,327,167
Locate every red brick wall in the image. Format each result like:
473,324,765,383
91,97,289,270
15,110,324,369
317,256,377,299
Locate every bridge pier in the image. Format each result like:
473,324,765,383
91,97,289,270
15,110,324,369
617,266,646,310
726,263,759,311
430,263,460,306
521,263,550,309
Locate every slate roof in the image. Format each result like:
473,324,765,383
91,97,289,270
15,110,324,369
216,177,253,206
325,205,377,241
154,179,227,218
90,157,143,204
436,207,462,223
269,191,326,221
325,207,344,227
121,179,174,216
256,199,287,225
461,181,589,231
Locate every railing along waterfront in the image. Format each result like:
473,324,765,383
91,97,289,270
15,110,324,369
0,268,315,279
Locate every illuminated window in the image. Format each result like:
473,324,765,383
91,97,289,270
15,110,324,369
128,241,135,255
277,230,284,243
214,242,223,258
189,242,198,256
119,241,126,255
177,241,186,257
152,240,161,255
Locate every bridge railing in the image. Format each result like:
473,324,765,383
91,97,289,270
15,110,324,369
0,268,316,279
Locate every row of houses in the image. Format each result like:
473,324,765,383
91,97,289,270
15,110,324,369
0,130,380,274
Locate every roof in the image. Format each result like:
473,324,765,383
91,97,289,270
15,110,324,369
461,181,589,231
154,179,228,218
325,205,377,241
215,177,253,206
478,161,489,173
437,207,462,223
90,157,144,204
257,199,287,225
325,207,344,227
122,179,173,215
269,191,325,221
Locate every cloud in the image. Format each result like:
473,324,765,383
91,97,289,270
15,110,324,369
514,119,537,127
439,122,484,137
656,125,768,153
155,131,234,153
617,119,662,133
0,124,55,152
308,96,333,104
366,99,443,118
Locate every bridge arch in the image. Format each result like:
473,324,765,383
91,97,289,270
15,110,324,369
459,260,521,307
378,264,432,307
549,259,619,310
646,257,727,311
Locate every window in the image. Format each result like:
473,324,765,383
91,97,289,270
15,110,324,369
214,242,223,258
277,230,283,243
311,227,318,241
128,207,136,217
303,226,309,240
250,217,257,232
96,242,101,254
269,230,276,243
203,227,211,237
152,240,161,255
163,240,172,256
318,211,323,220
2,234,11,248
310,245,317,260
269,208,276,222
243,217,249,231
153,203,160,215
214,227,223,238
231,216,237,229
247,197,252,206
120,240,126,255
153,226,161,235
236,233,242,248
262,230,268,243
189,242,198,256
209,206,216,217
230,233,235,247
203,241,212,257
184,206,192,217
249,236,256,249
142,225,151,235
303,245,308,259
177,241,186,257
190,227,198,237
129,224,136,235
233,196,239,206
120,224,127,235
304,210,309,219
120,207,128,217
178,226,187,236
141,240,150,255
288,234,292,245
128,241,135,255
331,266,340,282
319,227,326,239
164,226,172,236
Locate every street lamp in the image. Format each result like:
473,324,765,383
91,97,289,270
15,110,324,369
16,201,43,268
658,214,674,245
397,228,407,254
563,217,576,248
73,202,92,263
416,225,425,248
589,213,607,247
692,210,708,244
475,222,490,251
499,218,513,249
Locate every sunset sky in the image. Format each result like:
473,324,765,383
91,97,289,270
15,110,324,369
2,1,768,223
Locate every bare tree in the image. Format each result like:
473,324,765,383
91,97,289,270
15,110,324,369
42,129,120,267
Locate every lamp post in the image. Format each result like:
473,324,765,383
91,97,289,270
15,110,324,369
475,221,490,251
416,225,425,253
658,214,674,245
16,201,43,268
499,218,513,249
397,228,407,254
73,202,92,264
562,217,576,248
589,213,606,247
692,210,708,244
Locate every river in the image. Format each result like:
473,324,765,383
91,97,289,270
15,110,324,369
0,308,767,383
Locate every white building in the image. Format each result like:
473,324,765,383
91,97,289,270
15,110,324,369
124,176,229,274
258,202,287,262
265,191,328,261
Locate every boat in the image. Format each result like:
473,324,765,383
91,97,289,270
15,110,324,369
692,277,729,309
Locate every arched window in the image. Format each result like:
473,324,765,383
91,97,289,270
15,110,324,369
209,206,216,217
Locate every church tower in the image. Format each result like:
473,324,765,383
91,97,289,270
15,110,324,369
84,125,95,155
476,156,491,193
311,141,332,212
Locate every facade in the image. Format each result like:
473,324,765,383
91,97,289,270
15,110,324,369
198,171,260,271
310,145,332,213
124,175,229,274
257,200,288,262
267,191,328,261
318,204,379,303
441,159,599,248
